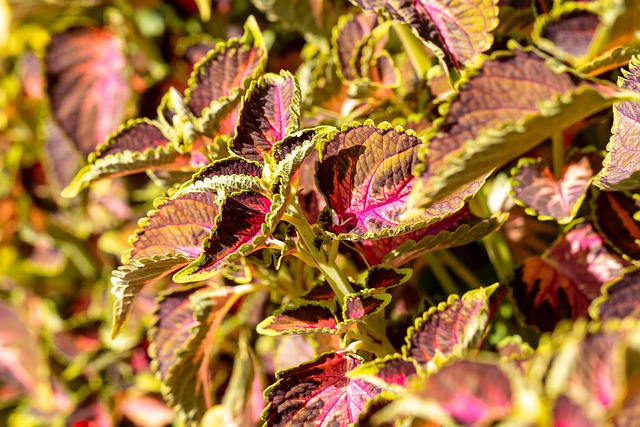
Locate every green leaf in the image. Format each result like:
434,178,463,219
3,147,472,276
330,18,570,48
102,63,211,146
185,16,267,132
250,0,347,38
595,55,640,191
409,48,632,209
111,255,192,338
402,285,496,364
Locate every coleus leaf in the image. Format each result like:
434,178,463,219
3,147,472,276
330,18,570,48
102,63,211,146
352,208,505,267
43,119,84,194
595,55,640,191
333,13,379,81
510,222,628,332
230,71,302,162
510,151,595,224
149,285,251,424
590,267,640,321
262,351,380,427
552,395,597,427
347,354,419,390
409,48,631,209
364,265,412,290
316,122,480,239
185,16,267,132
45,26,131,156
257,304,339,336
539,320,640,422
338,291,392,329
402,285,496,364
533,0,639,67
174,190,286,282
251,0,347,37
62,119,191,198
591,188,640,259
349,0,499,69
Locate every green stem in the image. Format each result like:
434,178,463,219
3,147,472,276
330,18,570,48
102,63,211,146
425,252,461,296
437,249,482,289
552,132,564,180
393,22,431,79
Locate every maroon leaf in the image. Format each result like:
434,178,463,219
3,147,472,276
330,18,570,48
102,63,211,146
350,0,499,68
302,281,337,301
46,27,130,156
230,71,301,161
185,17,266,121
43,119,84,192
414,360,514,425
402,286,495,364
342,292,391,322
591,188,640,259
257,305,339,335
333,13,379,81
537,10,599,59
510,222,628,331
590,268,640,320
150,285,250,423
364,266,411,290
511,153,594,224
316,123,475,239
262,351,380,427
175,191,283,282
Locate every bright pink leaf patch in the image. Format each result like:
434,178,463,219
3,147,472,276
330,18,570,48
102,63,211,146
46,27,130,156
416,360,513,425
510,222,627,331
262,351,380,427
316,124,475,238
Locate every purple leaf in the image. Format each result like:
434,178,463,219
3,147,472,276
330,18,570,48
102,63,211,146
537,10,600,59
150,286,250,423
174,191,284,282
45,27,130,156
510,222,628,331
350,0,499,68
185,17,267,124
511,152,594,224
590,268,640,320
43,119,83,193
316,122,476,239
341,292,391,323
591,188,640,259
552,395,597,427
595,56,640,190
402,286,495,364
230,71,301,161
262,351,380,427
333,13,379,81
257,305,339,335
364,266,411,290
348,354,418,389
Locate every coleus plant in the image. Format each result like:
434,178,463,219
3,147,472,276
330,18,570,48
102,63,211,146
44,0,640,425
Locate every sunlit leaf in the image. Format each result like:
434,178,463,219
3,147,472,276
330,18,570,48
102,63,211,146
333,13,379,81
402,285,496,364
364,266,411,290
338,291,392,329
230,71,302,162
353,209,505,267
552,395,597,427
316,122,479,239
150,285,250,423
350,0,499,68
410,48,629,208
262,351,380,427
251,0,347,37
257,304,339,336
590,267,640,320
348,354,418,389
510,222,627,331
510,152,594,224
591,188,640,260
595,57,640,190
175,191,285,282
45,26,130,156
185,16,267,131
62,119,190,197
